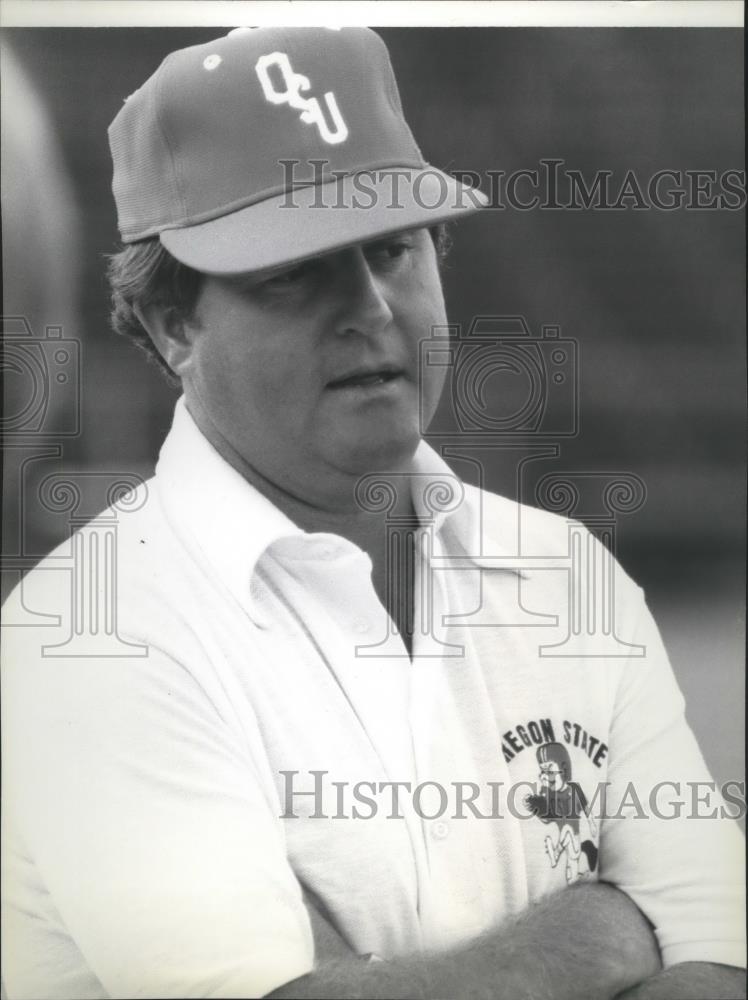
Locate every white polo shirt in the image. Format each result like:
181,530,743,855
2,399,744,999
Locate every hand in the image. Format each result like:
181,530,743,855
615,961,746,1000
525,793,544,814
269,881,661,999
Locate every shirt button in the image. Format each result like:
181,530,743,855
353,618,370,634
431,820,450,840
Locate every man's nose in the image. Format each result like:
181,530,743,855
332,247,394,337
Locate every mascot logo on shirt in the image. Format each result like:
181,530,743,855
524,741,599,884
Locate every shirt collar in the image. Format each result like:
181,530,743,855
410,442,527,575
155,399,524,615
155,398,305,609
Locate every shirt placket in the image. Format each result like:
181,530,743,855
408,531,530,948
276,537,434,908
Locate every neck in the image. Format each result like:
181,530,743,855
184,395,420,656
251,464,418,559
184,396,419,557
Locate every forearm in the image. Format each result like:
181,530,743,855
616,962,746,1000
267,882,661,1000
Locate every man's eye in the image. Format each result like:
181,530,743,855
384,241,409,257
264,262,317,287
366,236,415,265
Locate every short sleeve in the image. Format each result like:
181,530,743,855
1,627,315,999
599,585,746,970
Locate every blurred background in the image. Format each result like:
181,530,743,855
1,28,744,789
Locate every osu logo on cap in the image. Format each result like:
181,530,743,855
255,51,349,145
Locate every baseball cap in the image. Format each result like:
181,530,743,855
108,27,487,275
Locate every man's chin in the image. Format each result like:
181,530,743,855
329,432,421,478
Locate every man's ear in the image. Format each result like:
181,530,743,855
134,302,197,377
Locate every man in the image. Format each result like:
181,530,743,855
1,26,745,1000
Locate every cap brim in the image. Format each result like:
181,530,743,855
160,167,487,275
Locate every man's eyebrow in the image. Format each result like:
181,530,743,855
363,228,421,248
228,256,323,285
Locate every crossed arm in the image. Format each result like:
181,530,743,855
268,883,745,1000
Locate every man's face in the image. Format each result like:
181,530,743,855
539,762,566,791
180,227,448,503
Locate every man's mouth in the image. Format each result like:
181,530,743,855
326,366,405,390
